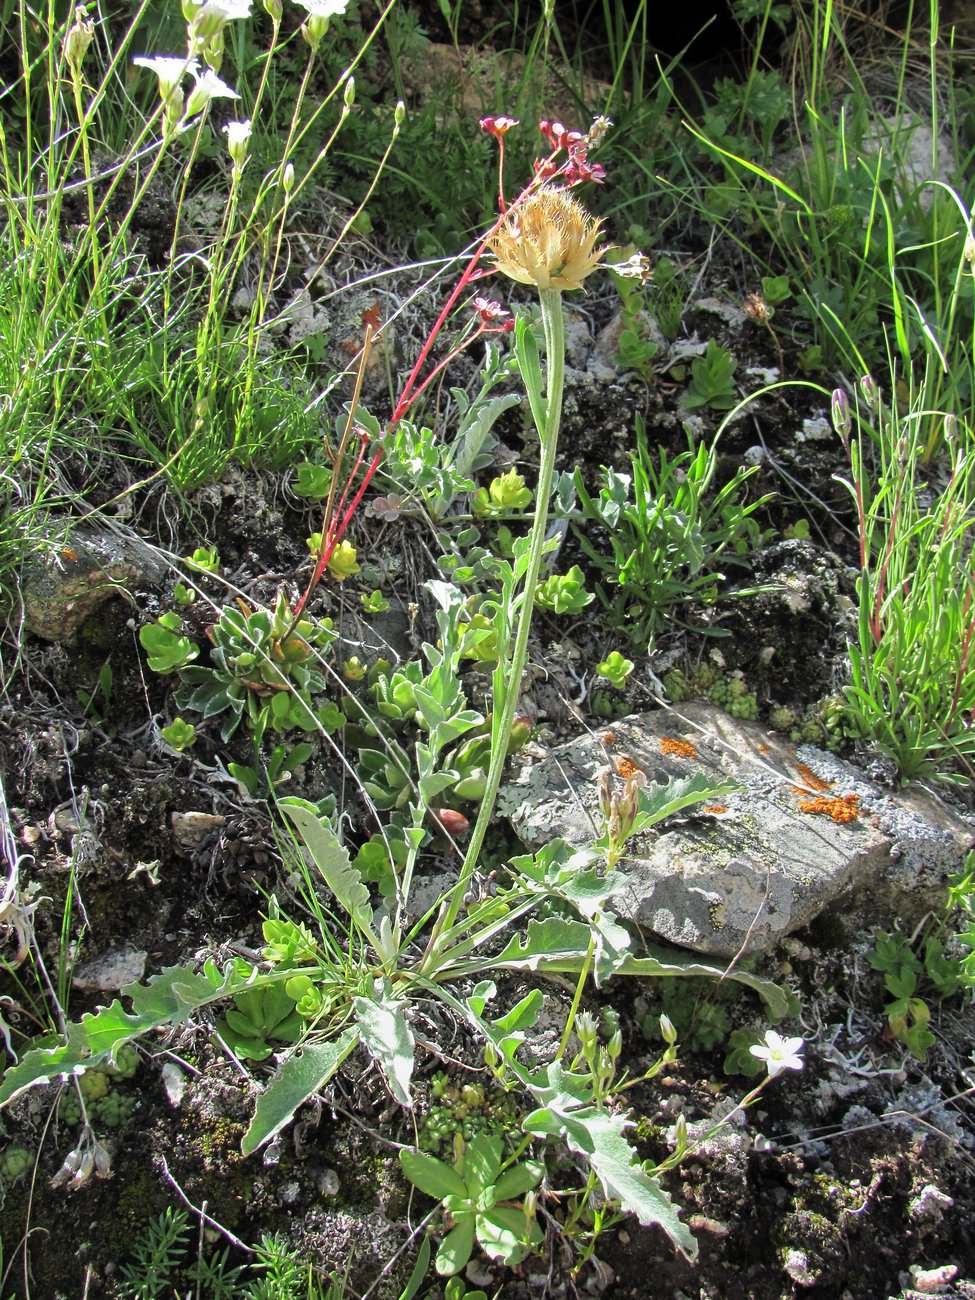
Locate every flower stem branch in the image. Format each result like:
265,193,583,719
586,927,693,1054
426,285,566,961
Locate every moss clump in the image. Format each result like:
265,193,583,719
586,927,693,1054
197,1115,247,1167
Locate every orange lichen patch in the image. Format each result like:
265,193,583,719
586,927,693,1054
792,762,832,795
703,805,728,815
615,755,645,780
660,736,699,761
756,743,770,753
797,793,860,823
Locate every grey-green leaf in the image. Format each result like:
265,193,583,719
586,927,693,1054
354,981,415,1107
241,1026,359,1156
278,798,378,951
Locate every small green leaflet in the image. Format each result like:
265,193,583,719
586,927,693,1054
632,773,740,833
514,315,547,435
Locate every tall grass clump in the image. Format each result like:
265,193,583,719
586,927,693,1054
661,0,974,399
0,0,397,593
833,369,975,784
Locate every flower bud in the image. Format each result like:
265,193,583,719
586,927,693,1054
263,0,282,20
830,387,852,438
64,8,95,77
597,766,613,822
190,0,251,44
943,413,959,446
507,714,533,752
93,1139,114,1180
433,808,470,838
203,30,224,71
281,162,295,192
616,772,645,840
393,100,406,129
859,374,879,409
674,1113,687,1154
575,1011,598,1055
163,91,184,135
660,1013,677,1045
343,76,355,108
302,14,329,50
607,1029,622,1061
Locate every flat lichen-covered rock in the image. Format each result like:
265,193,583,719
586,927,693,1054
500,703,974,958
21,525,168,642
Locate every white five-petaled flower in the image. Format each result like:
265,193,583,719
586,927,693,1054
613,251,651,283
750,1030,804,1078
191,0,252,38
184,67,240,116
223,119,252,167
132,54,198,100
294,0,350,14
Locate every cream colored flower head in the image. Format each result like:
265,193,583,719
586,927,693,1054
489,187,608,292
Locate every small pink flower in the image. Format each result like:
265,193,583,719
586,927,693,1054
474,296,510,325
539,118,584,150
564,153,606,185
480,115,519,139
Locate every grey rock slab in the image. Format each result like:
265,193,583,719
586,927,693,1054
72,946,147,992
22,526,169,642
499,703,973,958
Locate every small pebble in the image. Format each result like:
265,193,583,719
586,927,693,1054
783,1248,817,1286
73,947,147,992
161,1062,187,1108
910,1263,958,1294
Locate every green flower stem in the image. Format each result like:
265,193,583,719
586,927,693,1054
555,932,594,1062
427,286,565,962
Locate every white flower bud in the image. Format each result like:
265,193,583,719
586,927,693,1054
674,1113,687,1153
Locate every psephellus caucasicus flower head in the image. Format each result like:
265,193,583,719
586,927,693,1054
488,186,608,292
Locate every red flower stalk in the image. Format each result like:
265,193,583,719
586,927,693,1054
291,115,608,620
